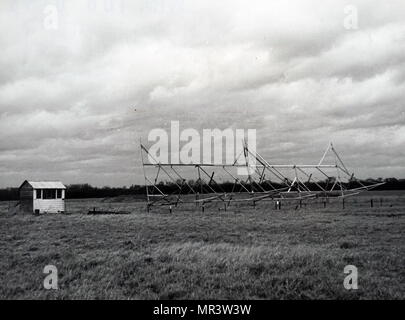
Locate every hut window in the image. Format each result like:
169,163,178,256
36,189,42,199
57,189,63,199
43,189,56,199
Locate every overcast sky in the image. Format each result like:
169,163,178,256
0,0,404,187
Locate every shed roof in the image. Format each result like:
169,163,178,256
19,180,66,189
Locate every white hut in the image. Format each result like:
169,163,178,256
19,181,66,214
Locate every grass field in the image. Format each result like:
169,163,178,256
0,191,404,299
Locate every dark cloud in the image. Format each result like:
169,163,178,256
0,0,404,187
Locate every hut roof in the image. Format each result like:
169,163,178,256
19,180,66,190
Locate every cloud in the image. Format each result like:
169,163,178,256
0,0,404,187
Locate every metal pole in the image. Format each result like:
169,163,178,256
140,142,150,212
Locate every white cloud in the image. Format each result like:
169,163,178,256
0,0,404,187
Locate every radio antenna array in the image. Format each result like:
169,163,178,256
140,142,383,211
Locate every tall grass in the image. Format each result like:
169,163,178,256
0,193,404,299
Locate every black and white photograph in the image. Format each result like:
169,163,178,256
0,0,404,308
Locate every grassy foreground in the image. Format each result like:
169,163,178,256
0,196,404,299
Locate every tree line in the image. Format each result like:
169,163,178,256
0,178,404,201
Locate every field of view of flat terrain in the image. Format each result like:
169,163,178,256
0,191,404,299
